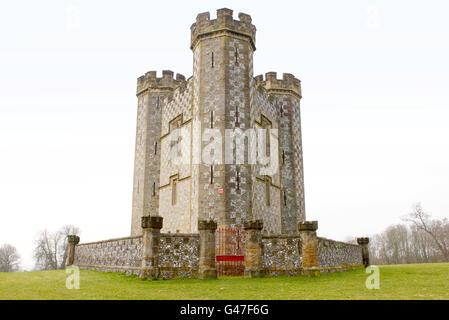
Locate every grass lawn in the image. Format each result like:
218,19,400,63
0,263,448,300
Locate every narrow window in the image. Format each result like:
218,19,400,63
235,105,239,126
210,111,214,128
152,182,156,196
236,167,240,190
266,127,270,157
157,96,160,108
282,150,285,164
154,141,158,155
172,178,177,205
262,117,271,157
177,135,182,156
283,190,287,206
235,48,238,64
211,52,214,68
280,105,284,117
265,176,271,206
210,165,214,184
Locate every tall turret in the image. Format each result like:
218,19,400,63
256,72,306,233
131,70,186,236
191,8,256,228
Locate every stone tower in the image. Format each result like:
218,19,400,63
130,8,306,236
130,71,186,236
191,9,256,230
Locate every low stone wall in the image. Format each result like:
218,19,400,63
262,235,302,277
158,233,199,279
73,233,200,278
74,236,143,275
261,235,364,276
317,237,363,268
70,221,367,279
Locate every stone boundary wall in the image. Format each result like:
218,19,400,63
262,235,303,277
73,233,200,278
261,235,364,276
158,233,200,279
72,232,364,278
74,236,143,275
317,237,363,268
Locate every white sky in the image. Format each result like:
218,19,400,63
1,0,448,270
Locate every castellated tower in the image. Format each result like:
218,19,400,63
130,71,186,236
130,8,306,236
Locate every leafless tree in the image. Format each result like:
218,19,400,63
404,203,449,261
33,225,80,270
0,244,21,272
358,203,449,265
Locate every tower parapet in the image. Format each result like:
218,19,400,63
137,70,186,96
255,72,302,98
190,8,256,50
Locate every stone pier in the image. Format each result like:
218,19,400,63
198,220,218,279
140,216,163,279
298,221,320,276
244,220,264,278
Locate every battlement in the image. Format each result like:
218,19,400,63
137,70,186,95
255,72,302,98
190,8,256,50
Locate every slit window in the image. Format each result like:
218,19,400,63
172,178,178,205
236,167,240,190
211,52,214,68
210,111,214,128
210,165,214,184
235,105,239,125
265,176,271,206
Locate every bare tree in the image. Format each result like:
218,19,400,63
33,225,80,270
0,244,21,272
404,203,449,261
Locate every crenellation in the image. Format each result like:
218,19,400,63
255,72,302,98
190,8,256,50
136,70,187,95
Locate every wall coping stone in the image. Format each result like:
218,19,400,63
76,235,142,247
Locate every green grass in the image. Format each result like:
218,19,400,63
0,263,448,300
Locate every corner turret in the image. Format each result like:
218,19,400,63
137,70,187,96
255,72,302,98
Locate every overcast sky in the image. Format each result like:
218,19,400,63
1,0,448,270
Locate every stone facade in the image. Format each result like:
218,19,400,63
262,235,302,271
130,8,305,237
318,237,363,267
158,234,200,279
74,236,143,275
73,233,200,279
